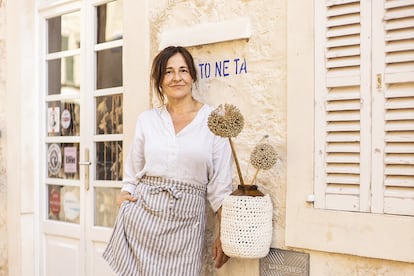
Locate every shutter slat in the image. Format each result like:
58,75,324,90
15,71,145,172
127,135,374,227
385,109,414,120
328,112,360,121
326,47,360,58
327,36,360,47
327,164,360,174
384,7,414,21
327,134,360,142
385,155,414,165
385,0,414,9
327,5,360,17
326,184,359,194
385,143,414,153
327,26,361,38
326,75,360,87
385,32,414,42
385,52,414,63
385,121,414,131
385,71,414,83
385,175,414,187
326,153,360,163
327,16,360,27
326,174,360,184
385,98,414,109
386,39,414,52
327,122,360,131
326,100,361,111
327,57,361,68
385,131,414,142
385,84,414,97
326,87,361,101
385,18,414,30
327,0,360,7
327,143,360,152
385,165,414,175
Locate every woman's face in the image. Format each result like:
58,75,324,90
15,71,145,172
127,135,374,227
161,53,194,101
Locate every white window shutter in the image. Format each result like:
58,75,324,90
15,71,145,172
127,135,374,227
376,0,414,216
315,0,372,211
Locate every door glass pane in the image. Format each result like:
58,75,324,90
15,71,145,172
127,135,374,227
48,11,80,53
47,143,80,179
96,141,123,181
48,55,80,95
47,100,80,136
97,0,123,43
96,47,123,89
96,94,123,134
95,187,120,227
48,185,80,224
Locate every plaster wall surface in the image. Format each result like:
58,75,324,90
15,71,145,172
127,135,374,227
0,0,8,274
310,251,414,276
149,1,286,275
0,0,8,276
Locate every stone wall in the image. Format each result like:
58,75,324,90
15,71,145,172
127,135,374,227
0,0,8,275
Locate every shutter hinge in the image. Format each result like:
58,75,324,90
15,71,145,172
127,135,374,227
376,73,384,91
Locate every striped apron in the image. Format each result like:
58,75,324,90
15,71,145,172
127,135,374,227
103,176,207,276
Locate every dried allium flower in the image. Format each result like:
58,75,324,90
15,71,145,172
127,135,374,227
207,104,244,137
250,143,278,170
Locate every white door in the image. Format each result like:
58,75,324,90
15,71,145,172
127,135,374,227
41,1,123,275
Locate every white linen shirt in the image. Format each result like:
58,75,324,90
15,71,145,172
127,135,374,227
122,104,233,212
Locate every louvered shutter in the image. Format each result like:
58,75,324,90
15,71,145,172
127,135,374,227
316,0,414,215
315,0,372,211
378,0,414,216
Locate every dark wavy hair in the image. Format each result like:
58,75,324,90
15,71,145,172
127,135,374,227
150,46,198,105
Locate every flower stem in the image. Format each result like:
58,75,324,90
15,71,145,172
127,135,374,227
249,168,260,185
228,137,244,186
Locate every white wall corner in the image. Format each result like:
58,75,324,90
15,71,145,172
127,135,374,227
159,17,252,50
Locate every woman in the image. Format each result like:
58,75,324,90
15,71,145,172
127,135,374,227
103,46,233,275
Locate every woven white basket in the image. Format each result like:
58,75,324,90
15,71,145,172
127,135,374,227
221,194,273,258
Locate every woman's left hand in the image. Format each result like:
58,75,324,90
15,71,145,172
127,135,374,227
212,234,230,268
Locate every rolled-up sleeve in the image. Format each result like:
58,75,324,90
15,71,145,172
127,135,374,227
207,135,234,212
121,117,145,194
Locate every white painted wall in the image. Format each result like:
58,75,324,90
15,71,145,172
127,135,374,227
4,0,37,275
0,0,8,274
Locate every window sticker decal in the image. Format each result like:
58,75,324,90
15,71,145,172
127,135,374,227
63,191,80,221
48,106,60,134
61,109,71,129
48,143,62,176
64,146,77,173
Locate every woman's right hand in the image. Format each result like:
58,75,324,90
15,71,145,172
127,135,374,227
116,191,137,206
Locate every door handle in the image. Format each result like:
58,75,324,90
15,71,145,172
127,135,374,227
79,148,90,191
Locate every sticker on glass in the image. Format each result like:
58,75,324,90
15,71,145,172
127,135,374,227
64,147,77,173
47,143,62,176
61,109,71,129
48,106,60,133
63,191,80,221
49,187,61,216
